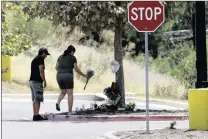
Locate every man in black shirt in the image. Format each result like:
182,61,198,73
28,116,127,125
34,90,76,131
29,47,50,121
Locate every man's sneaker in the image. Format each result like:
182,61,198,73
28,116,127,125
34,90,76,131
33,115,37,121
38,115,48,120
33,115,48,121
56,103,60,111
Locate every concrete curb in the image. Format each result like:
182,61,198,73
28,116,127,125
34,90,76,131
103,125,191,139
2,93,105,101
126,97,188,108
95,94,188,109
103,129,149,139
43,114,188,122
2,92,135,102
3,93,188,108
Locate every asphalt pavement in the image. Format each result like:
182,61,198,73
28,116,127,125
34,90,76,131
2,94,188,139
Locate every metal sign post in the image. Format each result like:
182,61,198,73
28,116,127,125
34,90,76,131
145,32,149,133
128,1,165,134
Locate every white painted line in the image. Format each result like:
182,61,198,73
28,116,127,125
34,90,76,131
2,98,12,101
2,98,102,103
2,93,100,96
2,98,67,102
127,97,188,105
2,92,135,96
2,94,57,96
135,102,185,110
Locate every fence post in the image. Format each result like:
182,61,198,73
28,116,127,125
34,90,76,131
2,55,12,82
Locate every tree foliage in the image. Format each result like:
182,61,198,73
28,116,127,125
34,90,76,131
2,2,32,56
2,1,207,99
28,2,129,33
28,1,131,106
163,1,195,30
125,1,198,59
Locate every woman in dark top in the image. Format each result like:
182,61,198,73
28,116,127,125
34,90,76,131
55,45,87,113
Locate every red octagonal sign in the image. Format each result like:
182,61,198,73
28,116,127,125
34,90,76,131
128,1,165,32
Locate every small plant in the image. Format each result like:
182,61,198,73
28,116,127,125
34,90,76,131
125,102,136,111
170,120,176,129
153,83,177,98
1,68,9,74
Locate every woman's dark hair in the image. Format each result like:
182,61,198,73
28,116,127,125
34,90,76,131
63,45,76,56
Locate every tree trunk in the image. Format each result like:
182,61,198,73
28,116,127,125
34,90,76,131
192,7,196,50
114,18,125,107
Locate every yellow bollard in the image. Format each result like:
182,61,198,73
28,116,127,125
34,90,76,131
189,89,208,130
2,56,12,82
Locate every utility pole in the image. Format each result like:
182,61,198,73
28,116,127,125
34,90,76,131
195,1,208,88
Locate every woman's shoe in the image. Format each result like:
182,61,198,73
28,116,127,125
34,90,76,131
56,103,60,111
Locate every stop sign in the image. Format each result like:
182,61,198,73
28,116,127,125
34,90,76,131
128,1,165,32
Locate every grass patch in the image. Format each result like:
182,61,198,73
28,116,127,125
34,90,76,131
6,27,186,100
2,81,30,94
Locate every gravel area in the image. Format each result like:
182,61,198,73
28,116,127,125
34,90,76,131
113,128,208,139
55,109,188,116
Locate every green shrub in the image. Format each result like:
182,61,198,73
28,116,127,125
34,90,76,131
152,42,195,90
5,3,56,42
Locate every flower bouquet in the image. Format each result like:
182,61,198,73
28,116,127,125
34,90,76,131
83,69,95,90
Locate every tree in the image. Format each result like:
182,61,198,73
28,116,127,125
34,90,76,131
162,2,195,30
28,2,130,106
2,2,32,56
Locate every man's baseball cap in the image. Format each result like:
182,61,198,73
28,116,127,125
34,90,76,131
38,47,50,55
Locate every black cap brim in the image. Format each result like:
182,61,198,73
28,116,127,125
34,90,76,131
45,51,50,55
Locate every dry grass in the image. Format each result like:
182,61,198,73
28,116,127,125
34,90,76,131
7,27,186,99
2,81,30,94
